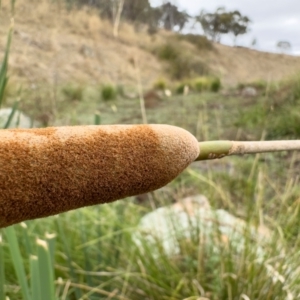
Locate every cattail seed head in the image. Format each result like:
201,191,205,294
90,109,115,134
0,124,199,227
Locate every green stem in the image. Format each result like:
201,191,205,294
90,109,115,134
196,140,300,161
196,141,233,161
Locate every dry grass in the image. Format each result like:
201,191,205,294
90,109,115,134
207,43,300,86
1,0,300,88
0,0,164,88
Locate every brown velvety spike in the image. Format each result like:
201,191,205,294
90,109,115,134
0,124,199,227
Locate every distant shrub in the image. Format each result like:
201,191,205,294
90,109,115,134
62,84,84,101
175,82,190,95
251,80,268,91
175,33,213,50
192,77,211,92
153,78,167,90
155,43,179,61
169,56,208,80
194,80,203,92
191,77,221,93
101,84,117,101
154,42,209,80
210,77,221,92
175,83,185,94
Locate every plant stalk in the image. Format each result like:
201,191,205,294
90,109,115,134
196,140,300,161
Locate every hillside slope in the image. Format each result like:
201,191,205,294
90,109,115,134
1,0,300,88
207,44,300,85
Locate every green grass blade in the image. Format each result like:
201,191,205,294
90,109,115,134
45,233,57,267
77,211,93,287
94,111,101,125
56,217,81,299
30,255,41,300
0,233,5,300
11,0,16,15
19,222,32,256
0,24,13,108
3,100,19,129
36,239,56,300
4,226,31,300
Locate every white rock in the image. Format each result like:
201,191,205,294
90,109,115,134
133,195,270,259
0,108,33,129
241,87,258,97
164,89,172,97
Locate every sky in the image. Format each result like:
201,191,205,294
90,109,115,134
150,0,300,55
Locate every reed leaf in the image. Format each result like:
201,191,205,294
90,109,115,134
4,226,31,300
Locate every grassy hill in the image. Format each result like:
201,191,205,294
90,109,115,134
1,0,300,89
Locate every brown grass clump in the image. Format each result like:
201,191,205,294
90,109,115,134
0,124,199,227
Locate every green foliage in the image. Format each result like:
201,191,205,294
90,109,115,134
155,43,179,61
192,77,210,92
235,76,300,139
193,79,203,92
0,235,5,300
195,7,250,43
175,82,188,94
153,42,209,79
150,2,190,32
0,10,19,130
94,111,101,125
3,226,57,300
235,102,267,130
0,25,12,108
3,101,19,129
101,84,117,101
175,33,213,50
75,0,189,33
191,77,222,93
267,107,300,139
277,40,292,53
210,77,221,92
172,56,208,80
153,78,167,90
290,77,300,100
62,83,84,102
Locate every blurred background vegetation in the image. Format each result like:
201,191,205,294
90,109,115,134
1,0,300,299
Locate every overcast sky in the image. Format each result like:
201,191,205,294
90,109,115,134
150,0,300,55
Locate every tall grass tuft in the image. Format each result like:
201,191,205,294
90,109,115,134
153,42,209,79
0,11,20,129
2,173,300,299
101,84,117,101
62,83,84,102
0,234,5,300
235,76,300,139
4,226,31,300
210,77,221,92
0,21,13,108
